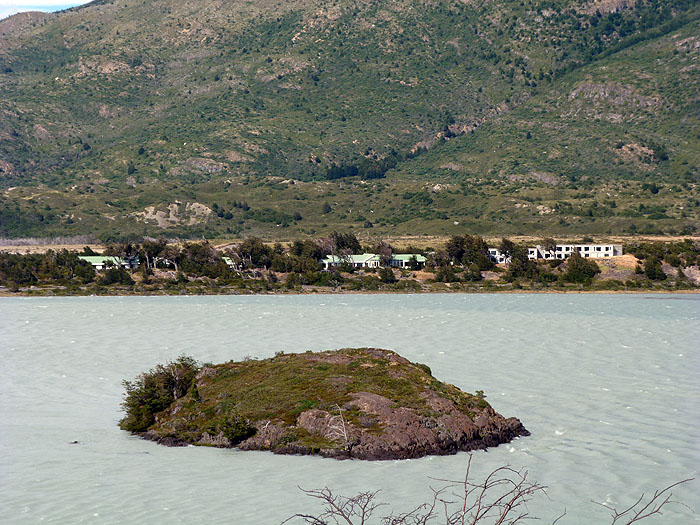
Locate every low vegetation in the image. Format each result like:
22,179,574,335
1,235,698,295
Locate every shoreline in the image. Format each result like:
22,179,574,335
2,287,699,298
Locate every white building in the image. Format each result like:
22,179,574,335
321,253,381,270
78,255,139,270
528,244,622,261
388,254,427,268
488,248,511,264
321,253,426,270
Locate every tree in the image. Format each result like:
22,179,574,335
163,244,182,273
180,241,228,277
100,267,134,285
445,235,492,270
445,235,466,262
506,245,538,282
379,266,396,283
119,355,199,433
499,238,515,260
285,455,693,524
374,240,394,267
407,255,421,271
141,238,167,272
540,237,557,260
563,252,600,284
105,241,136,259
644,256,666,281
238,237,273,269
322,202,332,214
330,231,361,255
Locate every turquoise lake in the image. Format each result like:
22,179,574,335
1,294,698,523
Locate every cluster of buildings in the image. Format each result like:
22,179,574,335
488,243,623,264
78,243,623,272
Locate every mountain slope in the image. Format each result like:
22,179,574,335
0,0,698,238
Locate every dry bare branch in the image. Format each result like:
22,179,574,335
592,478,694,524
284,458,694,525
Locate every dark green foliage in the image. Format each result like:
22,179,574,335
218,414,256,445
563,252,601,284
379,266,397,283
330,231,361,254
499,238,515,259
270,253,320,273
290,239,327,260
462,262,483,282
119,355,200,433
238,237,273,268
435,266,459,283
625,240,699,268
445,235,493,270
407,255,421,271
644,256,667,280
179,242,229,278
505,245,539,282
99,267,134,285
0,250,95,286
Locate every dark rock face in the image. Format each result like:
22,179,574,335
236,391,528,460
130,348,529,460
142,431,188,447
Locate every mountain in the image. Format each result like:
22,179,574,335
0,0,698,239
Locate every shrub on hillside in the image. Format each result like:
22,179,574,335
119,355,200,433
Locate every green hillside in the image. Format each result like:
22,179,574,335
0,0,698,239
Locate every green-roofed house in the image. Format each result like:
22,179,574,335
78,255,139,271
321,253,425,270
321,253,381,270
389,254,427,269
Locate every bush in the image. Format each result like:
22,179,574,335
100,267,134,285
379,266,397,283
644,256,666,281
563,253,600,284
435,266,459,282
219,414,256,445
119,355,200,432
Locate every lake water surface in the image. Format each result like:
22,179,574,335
1,294,699,524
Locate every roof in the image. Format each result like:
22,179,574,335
322,253,380,264
78,255,136,265
391,254,426,262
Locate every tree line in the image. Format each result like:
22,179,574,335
1,235,697,292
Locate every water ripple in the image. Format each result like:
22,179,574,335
1,294,698,524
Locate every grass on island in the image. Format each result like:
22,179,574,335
120,349,490,450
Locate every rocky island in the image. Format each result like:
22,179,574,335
119,348,528,460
